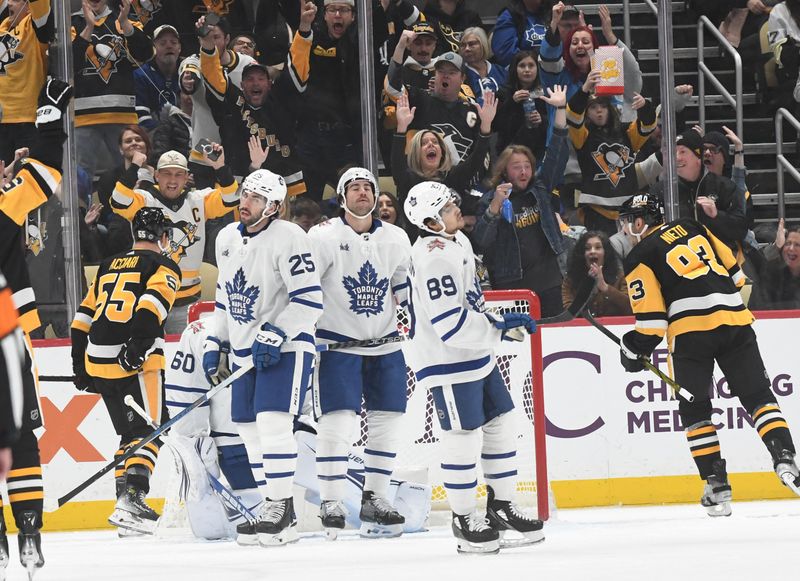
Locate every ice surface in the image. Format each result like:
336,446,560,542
10,500,800,580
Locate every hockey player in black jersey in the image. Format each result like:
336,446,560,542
618,193,800,516
71,207,181,535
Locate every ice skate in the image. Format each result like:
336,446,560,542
768,440,800,496
486,485,544,548
108,484,160,534
0,519,8,581
256,498,299,547
235,520,259,546
359,491,404,538
320,500,347,540
17,511,44,581
700,459,732,517
451,511,500,555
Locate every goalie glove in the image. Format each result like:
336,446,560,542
202,336,231,386
36,77,74,127
490,312,537,341
118,338,156,372
252,323,286,371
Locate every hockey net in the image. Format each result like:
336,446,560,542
186,289,550,521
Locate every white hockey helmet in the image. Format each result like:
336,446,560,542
336,167,379,219
241,169,287,226
404,181,455,234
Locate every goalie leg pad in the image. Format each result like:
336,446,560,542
316,410,358,501
256,411,297,501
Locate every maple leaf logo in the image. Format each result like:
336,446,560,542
465,277,485,312
342,261,389,317
225,268,260,324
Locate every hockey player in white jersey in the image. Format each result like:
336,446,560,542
404,180,551,555
165,316,263,540
203,169,322,547
308,168,412,539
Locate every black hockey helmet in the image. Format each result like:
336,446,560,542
619,192,664,226
132,207,171,242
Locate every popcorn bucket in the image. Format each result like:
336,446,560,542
592,45,624,96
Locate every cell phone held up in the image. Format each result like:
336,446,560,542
195,138,221,161
197,12,221,38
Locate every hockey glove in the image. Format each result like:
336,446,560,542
36,77,74,127
118,338,156,372
252,323,286,370
492,312,537,341
72,365,97,393
619,344,647,373
202,336,231,386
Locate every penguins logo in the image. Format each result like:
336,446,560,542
428,123,475,163
26,222,47,256
0,35,23,75
166,219,200,263
86,34,125,84
591,143,633,187
132,0,163,27
192,0,235,16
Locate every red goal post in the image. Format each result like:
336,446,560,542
187,288,550,520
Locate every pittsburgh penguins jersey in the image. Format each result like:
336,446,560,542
308,217,411,356
71,249,181,379
213,219,323,371
566,89,657,214
70,7,154,127
165,317,241,449
404,230,503,390
110,163,239,305
0,157,61,334
622,217,753,356
0,0,52,123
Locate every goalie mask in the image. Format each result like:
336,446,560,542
336,167,379,220
404,181,456,234
132,207,172,254
619,192,665,242
240,169,287,228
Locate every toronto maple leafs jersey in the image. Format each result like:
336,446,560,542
165,317,242,450
213,220,323,371
111,163,239,305
308,217,411,356
404,231,503,390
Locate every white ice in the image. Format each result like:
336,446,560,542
10,499,800,581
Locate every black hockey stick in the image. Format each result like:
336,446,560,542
44,362,254,513
537,277,597,326
581,310,695,403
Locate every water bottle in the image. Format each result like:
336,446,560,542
522,94,537,129
501,198,513,222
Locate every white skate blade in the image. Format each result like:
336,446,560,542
117,527,146,539
236,532,259,546
108,509,157,535
498,529,545,548
258,526,299,547
26,562,36,581
779,472,800,496
456,538,500,555
704,501,732,517
359,522,403,538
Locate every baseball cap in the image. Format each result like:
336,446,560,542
412,22,436,38
676,130,703,159
562,5,580,17
434,51,464,72
242,62,270,77
324,0,354,6
157,150,189,171
153,24,180,40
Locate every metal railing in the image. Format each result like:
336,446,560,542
774,108,800,220
697,15,744,141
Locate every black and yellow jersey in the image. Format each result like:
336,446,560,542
0,157,62,334
71,249,180,379
622,217,753,356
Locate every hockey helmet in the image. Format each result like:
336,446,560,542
619,192,664,225
404,181,456,234
132,207,171,243
336,167,379,218
241,169,287,204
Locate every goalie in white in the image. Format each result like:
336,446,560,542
308,168,413,539
404,180,550,555
203,169,322,547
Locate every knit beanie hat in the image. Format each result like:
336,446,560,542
676,129,703,159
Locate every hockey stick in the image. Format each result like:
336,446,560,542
123,395,259,525
581,310,695,403
43,362,254,512
537,277,597,326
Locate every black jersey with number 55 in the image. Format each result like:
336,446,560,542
71,250,181,379
622,217,754,356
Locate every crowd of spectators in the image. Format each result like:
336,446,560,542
2,0,800,338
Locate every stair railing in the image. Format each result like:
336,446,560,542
774,108,799,220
